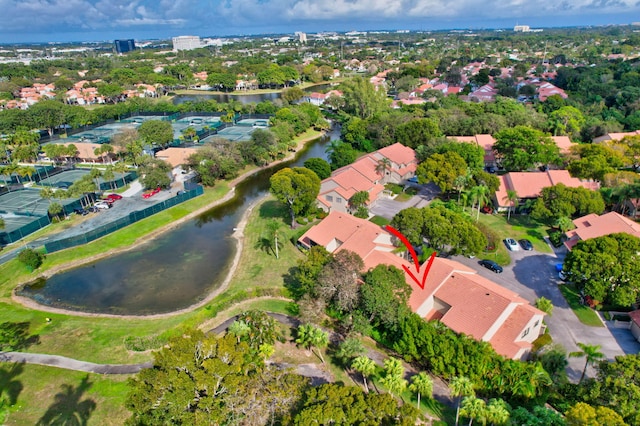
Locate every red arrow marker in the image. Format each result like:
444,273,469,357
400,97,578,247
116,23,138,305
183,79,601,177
385,225,437,290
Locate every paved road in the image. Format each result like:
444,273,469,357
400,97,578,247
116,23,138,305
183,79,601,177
0,352,152,374
454,241,640,381
369,182,440,220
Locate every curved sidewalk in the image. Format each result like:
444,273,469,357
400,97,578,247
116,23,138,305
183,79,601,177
0,352,152,374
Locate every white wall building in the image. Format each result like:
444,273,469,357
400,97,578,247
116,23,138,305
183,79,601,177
172,36,202,51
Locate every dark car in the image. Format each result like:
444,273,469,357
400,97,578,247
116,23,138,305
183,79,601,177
479,259,503,273
518,239,533,251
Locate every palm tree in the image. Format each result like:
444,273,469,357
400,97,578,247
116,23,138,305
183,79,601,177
375,157,392,183
408,371,433,409
380,357,407,398
460,396,487,426
485,398,510,425
503,189,519,222
295,324,329,364
265,220,283,259
470,185,491,222
114,162,128,188
227,320,251,343
450,376,475,426
569,342,605,384
352,356,376,393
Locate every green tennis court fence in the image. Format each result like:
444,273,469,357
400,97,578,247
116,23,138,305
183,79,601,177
44,186,204,253
0,215,50,245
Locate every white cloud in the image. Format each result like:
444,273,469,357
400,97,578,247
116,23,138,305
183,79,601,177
0,0,639,41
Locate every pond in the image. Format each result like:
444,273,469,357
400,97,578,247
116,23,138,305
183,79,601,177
18,128,338,315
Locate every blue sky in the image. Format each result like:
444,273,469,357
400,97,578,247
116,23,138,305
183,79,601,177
0,0,638,44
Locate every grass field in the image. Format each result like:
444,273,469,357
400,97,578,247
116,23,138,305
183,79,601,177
558,283,604,327
476,211,552,265
4,364,131,425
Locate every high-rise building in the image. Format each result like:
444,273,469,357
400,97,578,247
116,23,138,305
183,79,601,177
172,36,202,51
114,39,136,54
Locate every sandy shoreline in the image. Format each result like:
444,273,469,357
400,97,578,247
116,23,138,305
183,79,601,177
11,132,324,319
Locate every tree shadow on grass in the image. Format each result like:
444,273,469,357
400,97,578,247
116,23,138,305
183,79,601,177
36,375,96,426
0,363,24,406
258,199,289,221
0,321,40,352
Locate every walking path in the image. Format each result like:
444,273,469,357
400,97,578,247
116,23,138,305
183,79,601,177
0,352,152,374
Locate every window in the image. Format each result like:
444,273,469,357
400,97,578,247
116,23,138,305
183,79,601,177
336,197,342,203
521,327,530,338
534,320,539,328
326,195,333,202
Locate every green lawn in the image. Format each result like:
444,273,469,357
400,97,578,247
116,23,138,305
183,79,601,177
558,284,604,327
475,211,552,265
4,364,131,425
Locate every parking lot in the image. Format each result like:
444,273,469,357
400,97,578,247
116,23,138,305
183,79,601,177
454,243,640,381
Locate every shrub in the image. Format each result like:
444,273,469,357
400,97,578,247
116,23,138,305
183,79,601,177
17,248,45,271
548,230,564,247
532,333,553,352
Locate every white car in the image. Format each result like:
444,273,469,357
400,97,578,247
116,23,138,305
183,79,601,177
504,238,520,251
94,201,111,210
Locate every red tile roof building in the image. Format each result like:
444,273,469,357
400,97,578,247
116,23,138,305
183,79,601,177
564,212,640,250
494,170,600,210
317,143,417,213
155,147,200,168
298,212,545,359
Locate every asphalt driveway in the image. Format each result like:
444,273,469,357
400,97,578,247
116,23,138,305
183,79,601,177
454,244,640,382
369,182,440,220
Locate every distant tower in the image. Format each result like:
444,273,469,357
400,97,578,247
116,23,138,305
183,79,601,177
295,32,307,44
114,39,136,54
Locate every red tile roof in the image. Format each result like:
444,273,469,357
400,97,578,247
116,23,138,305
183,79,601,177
495,170,600,207
565,212,640,249
299,212,544,359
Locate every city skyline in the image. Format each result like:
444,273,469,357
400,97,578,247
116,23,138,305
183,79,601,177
0,0,639,44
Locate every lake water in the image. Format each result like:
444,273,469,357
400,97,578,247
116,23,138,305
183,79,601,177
18,130,336,315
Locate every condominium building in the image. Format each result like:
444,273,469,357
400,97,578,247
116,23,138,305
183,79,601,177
172,36,202,51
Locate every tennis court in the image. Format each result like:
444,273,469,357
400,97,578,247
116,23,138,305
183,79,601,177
121,115,169,124
207,125,258,142
237,118,269,127
38,169,91,189
68,122,137,144
0,188,77,216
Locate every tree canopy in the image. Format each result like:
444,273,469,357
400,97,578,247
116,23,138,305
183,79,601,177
564,233,640,306
269,167,321,228
494,125,561,171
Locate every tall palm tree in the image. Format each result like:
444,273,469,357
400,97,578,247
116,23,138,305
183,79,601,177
409,371,433,409
460,395,487,426
375,157,392,184
380,357,407,398
114,162,128,188
485,398,510,425
352,356,376,393
569,342,605,384
503,189,519,222
450,376,475,426
470,185,491,222
265,220,283,259
295,324,328,364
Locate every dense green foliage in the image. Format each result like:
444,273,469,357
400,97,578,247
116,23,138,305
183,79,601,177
564,233,640,306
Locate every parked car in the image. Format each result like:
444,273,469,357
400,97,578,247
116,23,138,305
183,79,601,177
479,259,503,273
142,187,161,199
504,238,520,251
94,201,111,210
518,239,533,251
556,263,568,281
73,208,89,216
104,193,123,201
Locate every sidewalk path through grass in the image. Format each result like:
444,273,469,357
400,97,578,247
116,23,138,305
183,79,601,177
0,351,152,374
